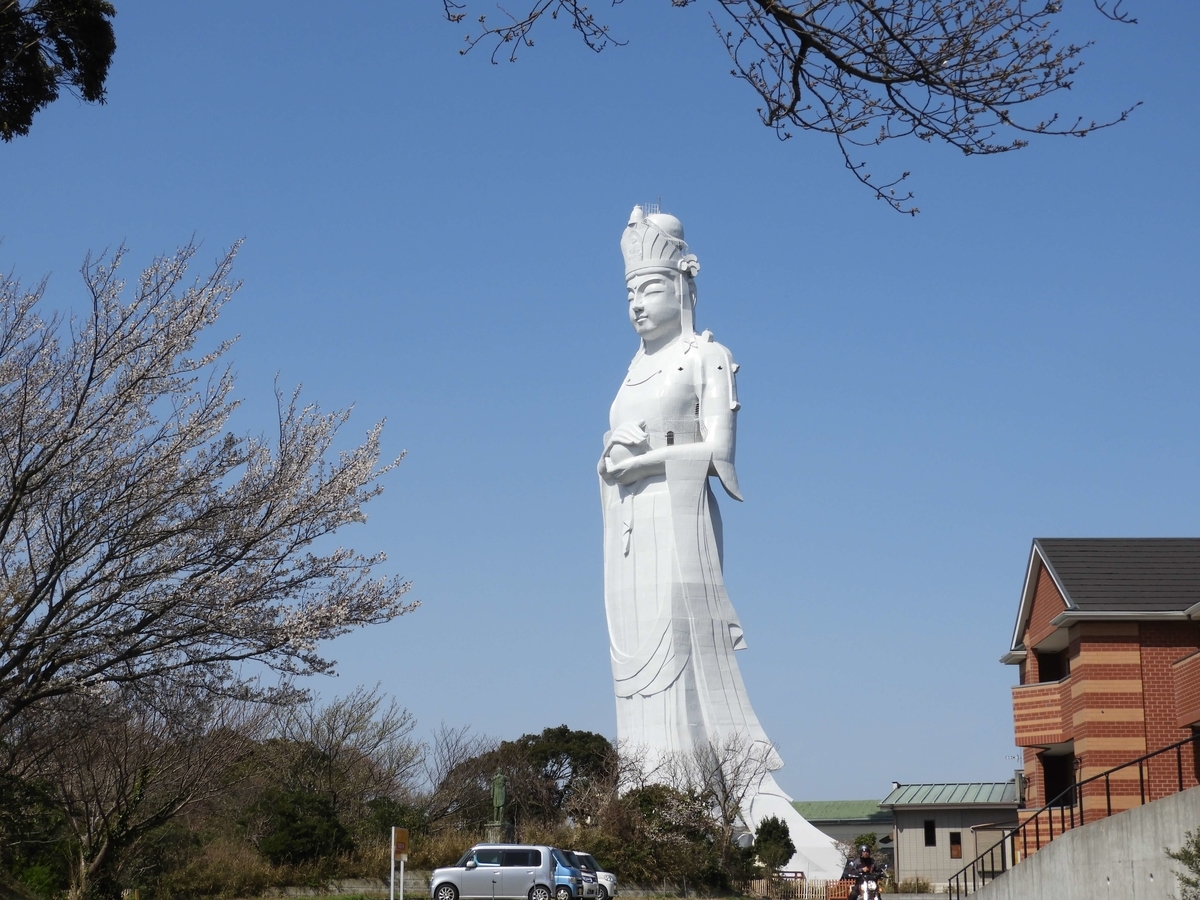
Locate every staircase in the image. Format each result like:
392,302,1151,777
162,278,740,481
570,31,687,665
949,732,1200,897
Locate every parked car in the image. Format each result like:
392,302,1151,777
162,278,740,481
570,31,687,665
555,850,597,899
432,844,580,900
570,852,617,900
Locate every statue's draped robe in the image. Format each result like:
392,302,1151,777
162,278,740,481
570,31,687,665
600,333,844,880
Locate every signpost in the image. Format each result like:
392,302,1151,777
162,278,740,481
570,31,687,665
391,827,409,900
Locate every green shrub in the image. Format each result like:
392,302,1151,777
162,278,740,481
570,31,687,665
0,772,71,898
365,798,430,843
1168,829,1200,900
256,790,353,865
850,833,879,854
754,816,795,872
895,876,931,893
16,865,59,899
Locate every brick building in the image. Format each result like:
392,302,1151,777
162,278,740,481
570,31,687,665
1003,538,1200,821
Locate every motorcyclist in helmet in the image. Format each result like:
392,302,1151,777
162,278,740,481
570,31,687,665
842,845,875,879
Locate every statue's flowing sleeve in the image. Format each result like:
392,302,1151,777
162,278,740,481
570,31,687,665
695,333,742,501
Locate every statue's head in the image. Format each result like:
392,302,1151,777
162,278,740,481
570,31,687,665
621,205,700,343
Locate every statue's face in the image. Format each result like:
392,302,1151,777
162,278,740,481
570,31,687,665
627,271,681,341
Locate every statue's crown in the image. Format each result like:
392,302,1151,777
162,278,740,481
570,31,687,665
622,204,699,279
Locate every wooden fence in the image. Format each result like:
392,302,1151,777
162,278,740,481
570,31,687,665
745,877,854,899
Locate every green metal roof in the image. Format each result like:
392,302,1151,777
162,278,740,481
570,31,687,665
880,782,1017,808
791,800,891,823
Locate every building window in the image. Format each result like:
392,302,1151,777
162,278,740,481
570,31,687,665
924,820,936,847
1036,648,1069,682
950,832,962,859
1042,751,1077,807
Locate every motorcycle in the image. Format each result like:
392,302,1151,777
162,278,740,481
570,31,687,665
848,864,888,900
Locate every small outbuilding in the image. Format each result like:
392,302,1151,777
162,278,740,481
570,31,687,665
879,781,1019,888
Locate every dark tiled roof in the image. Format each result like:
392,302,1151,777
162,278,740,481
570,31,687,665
880,782,1017,808
1037,538,1200,612
791,800,891,824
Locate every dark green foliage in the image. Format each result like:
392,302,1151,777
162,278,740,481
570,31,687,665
515,725,613,787
851,832,879,855
255,790,353,865
449,725,616,830
15,867,58,898
0,0,117,140
0,772,71,898
754,815,795,872
1168,829,1200,900
503,725,614,818
365,797,429,840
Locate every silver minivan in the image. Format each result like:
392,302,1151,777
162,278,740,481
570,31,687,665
570,852,616,900
431,844,583,900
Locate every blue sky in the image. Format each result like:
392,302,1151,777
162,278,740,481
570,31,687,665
3,2,1198,801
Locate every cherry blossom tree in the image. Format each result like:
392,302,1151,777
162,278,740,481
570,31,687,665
0,242,416,731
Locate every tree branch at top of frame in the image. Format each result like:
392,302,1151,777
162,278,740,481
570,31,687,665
440,0,1140,214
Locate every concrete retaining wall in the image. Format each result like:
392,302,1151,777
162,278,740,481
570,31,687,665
974,785,1200,900
269,872,428,897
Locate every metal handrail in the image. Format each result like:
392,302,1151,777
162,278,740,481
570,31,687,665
947,731,1200,898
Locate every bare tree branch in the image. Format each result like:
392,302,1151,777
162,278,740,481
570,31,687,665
1092,0,1135,24
663,732,778,865
441,0,1140,213
271,683,423,826
441,0,625,62
418,722,498,830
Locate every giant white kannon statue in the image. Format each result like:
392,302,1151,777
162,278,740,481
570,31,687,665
598,206,844,879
